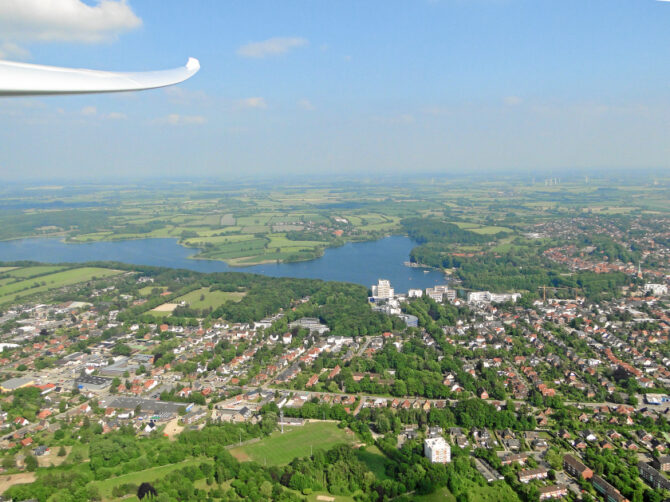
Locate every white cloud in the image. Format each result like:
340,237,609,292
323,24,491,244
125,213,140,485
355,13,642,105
237,37,308,58
298,98,315,111
0,41,30,60
105,112,127,120
373,114,415,125
0,0,141,44
422,106,450,116
163,87,209,105
156,114,207,126
79,106,128,120
237,97,268,110
81,106,97,116
504,96,523,106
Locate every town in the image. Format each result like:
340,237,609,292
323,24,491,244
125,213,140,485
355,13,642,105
0,230,668,502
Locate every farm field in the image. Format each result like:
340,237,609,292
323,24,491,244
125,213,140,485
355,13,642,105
228,422,354,466
3,265,66,279
0,177,668,268
0,266,123,305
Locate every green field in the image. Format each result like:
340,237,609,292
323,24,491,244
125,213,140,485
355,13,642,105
355,445,390,480
470,225,513,235
229,422,354,466
0,177,667,268
138,285,166,296
0,267,122,305
91,458,212,500
306,493,355,502
3,265,66,278
174,287,246,309
413,487,457,502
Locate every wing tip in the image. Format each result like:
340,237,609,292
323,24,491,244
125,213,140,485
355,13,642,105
186,57,200,73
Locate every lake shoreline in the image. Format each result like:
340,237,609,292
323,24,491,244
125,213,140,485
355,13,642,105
0,236,448,292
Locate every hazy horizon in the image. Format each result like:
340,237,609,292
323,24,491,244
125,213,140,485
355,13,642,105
0,166,668,188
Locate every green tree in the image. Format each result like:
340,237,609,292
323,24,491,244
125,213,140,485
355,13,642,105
24,454,38,471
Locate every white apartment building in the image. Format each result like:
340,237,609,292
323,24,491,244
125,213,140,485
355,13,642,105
424,437,451,463
408,289,423,298
467,291,521,304
426,285,456,302
371,279,394,299
645,283,668,296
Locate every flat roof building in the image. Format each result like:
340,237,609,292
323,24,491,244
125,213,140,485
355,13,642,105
107,397,191,418
371,279,394,300
424,437,451,464
538,485,568,500
591,475,629,502
638,461,670,491
0,377,35,392
76,374,113,392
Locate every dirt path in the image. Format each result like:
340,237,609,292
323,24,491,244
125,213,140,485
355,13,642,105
0,472,36,493
163,418,184,440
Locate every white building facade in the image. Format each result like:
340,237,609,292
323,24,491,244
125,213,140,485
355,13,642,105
424,437,451,463
371,279,394,299
645,283,668,296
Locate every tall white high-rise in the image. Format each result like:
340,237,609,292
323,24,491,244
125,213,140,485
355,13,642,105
424,437,451,463
371,279,394,299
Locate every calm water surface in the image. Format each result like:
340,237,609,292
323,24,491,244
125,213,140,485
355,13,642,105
0,236,446,292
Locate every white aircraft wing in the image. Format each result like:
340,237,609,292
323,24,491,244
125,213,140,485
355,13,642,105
0,57,200,96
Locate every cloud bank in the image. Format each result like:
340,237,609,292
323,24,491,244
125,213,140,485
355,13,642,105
0,0,142,45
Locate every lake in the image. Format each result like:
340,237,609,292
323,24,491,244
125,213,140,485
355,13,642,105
0,236,447,293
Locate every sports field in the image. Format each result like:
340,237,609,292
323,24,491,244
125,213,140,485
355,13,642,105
228,421,354,466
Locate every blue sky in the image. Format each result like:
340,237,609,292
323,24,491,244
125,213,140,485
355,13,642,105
1,0,670,180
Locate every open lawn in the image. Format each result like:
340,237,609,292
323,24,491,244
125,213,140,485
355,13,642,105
139,285,166,296
92,458,212,500
413,487,457,502
461,481,521,502
355,445,390,480
229,422,354,466
174,287,246,309
470,225,513,235
306,493,355,502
